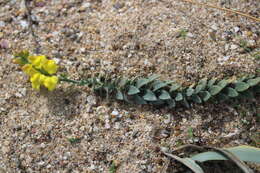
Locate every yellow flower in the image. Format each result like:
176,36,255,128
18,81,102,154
43,76,58,91
43,60,58,74
30,73,46,90
22,64,37,76
28,55,47,68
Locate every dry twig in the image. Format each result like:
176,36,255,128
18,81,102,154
180,0,260,22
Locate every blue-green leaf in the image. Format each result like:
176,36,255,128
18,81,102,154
209,85,222,95
186,88,195,97
127,85,140,95
175,93,183,101
226,87,239,97
143,90,157,101
133,95,147,105
170,83,181,92
191,145,260,163
166,99,176,108
191,94,202,104
208,78,217,88
152,81,168,91
136,78,149,88
199,91,211,101
159,90,171,100
115,90,123,100
247,77,260,87
235,82,249,92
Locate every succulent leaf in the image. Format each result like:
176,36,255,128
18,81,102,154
133,95,147,105
148,74,160,82
136,78,149,88
143,90,157,101
170,83,181,92
235,82,250,92
209,85,222,95
217,93,229,102
226,87,239,97
153,81,168,91
166,99,176,108
116,90,124,100
207,78,217,88
128,85,140,95
175,92,183,101
159,90,172,100
247,77,260,87
217,79,228,89
191,94,202,103
186,88,195,97
199,91,211,101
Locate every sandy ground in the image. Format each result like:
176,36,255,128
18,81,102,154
0,0,259,172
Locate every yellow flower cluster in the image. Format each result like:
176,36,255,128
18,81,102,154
15,53,59,91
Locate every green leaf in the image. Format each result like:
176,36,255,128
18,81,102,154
163,152,204,173
175,93,183,101
148,74,160,82
195,84,204,94
136,78,149,88
14,50,29,59
109,161,117,173
226,87,239,97
237,76,248,82
152,81,168,91
170,84,181,92
247,77,260,87
182,97,190,108
143,90,157,101
166,99,176,108
191,94,202,104
235,82,250,92
115,90,124,100
159,90,171,100
186,88,195,97
127,85,140,95
199,91,211,101
209,85,222,95
208,78,217,88
217,93,229,102
217,79,228,89
191,145,260,163
196,78,207,92
133,95,147,105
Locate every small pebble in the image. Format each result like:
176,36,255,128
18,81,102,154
211,24,218,30
163,114,172,124
19,20,29,28
0,40,9,49
230,44,238,50
186,32,194,38
111,110,119,116
0,21,5,27
234,26,240,33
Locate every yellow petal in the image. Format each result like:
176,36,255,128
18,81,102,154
43,76,58,91
30,73,42,90
22,64,37,76
43,60,58,74
29,55,47,68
